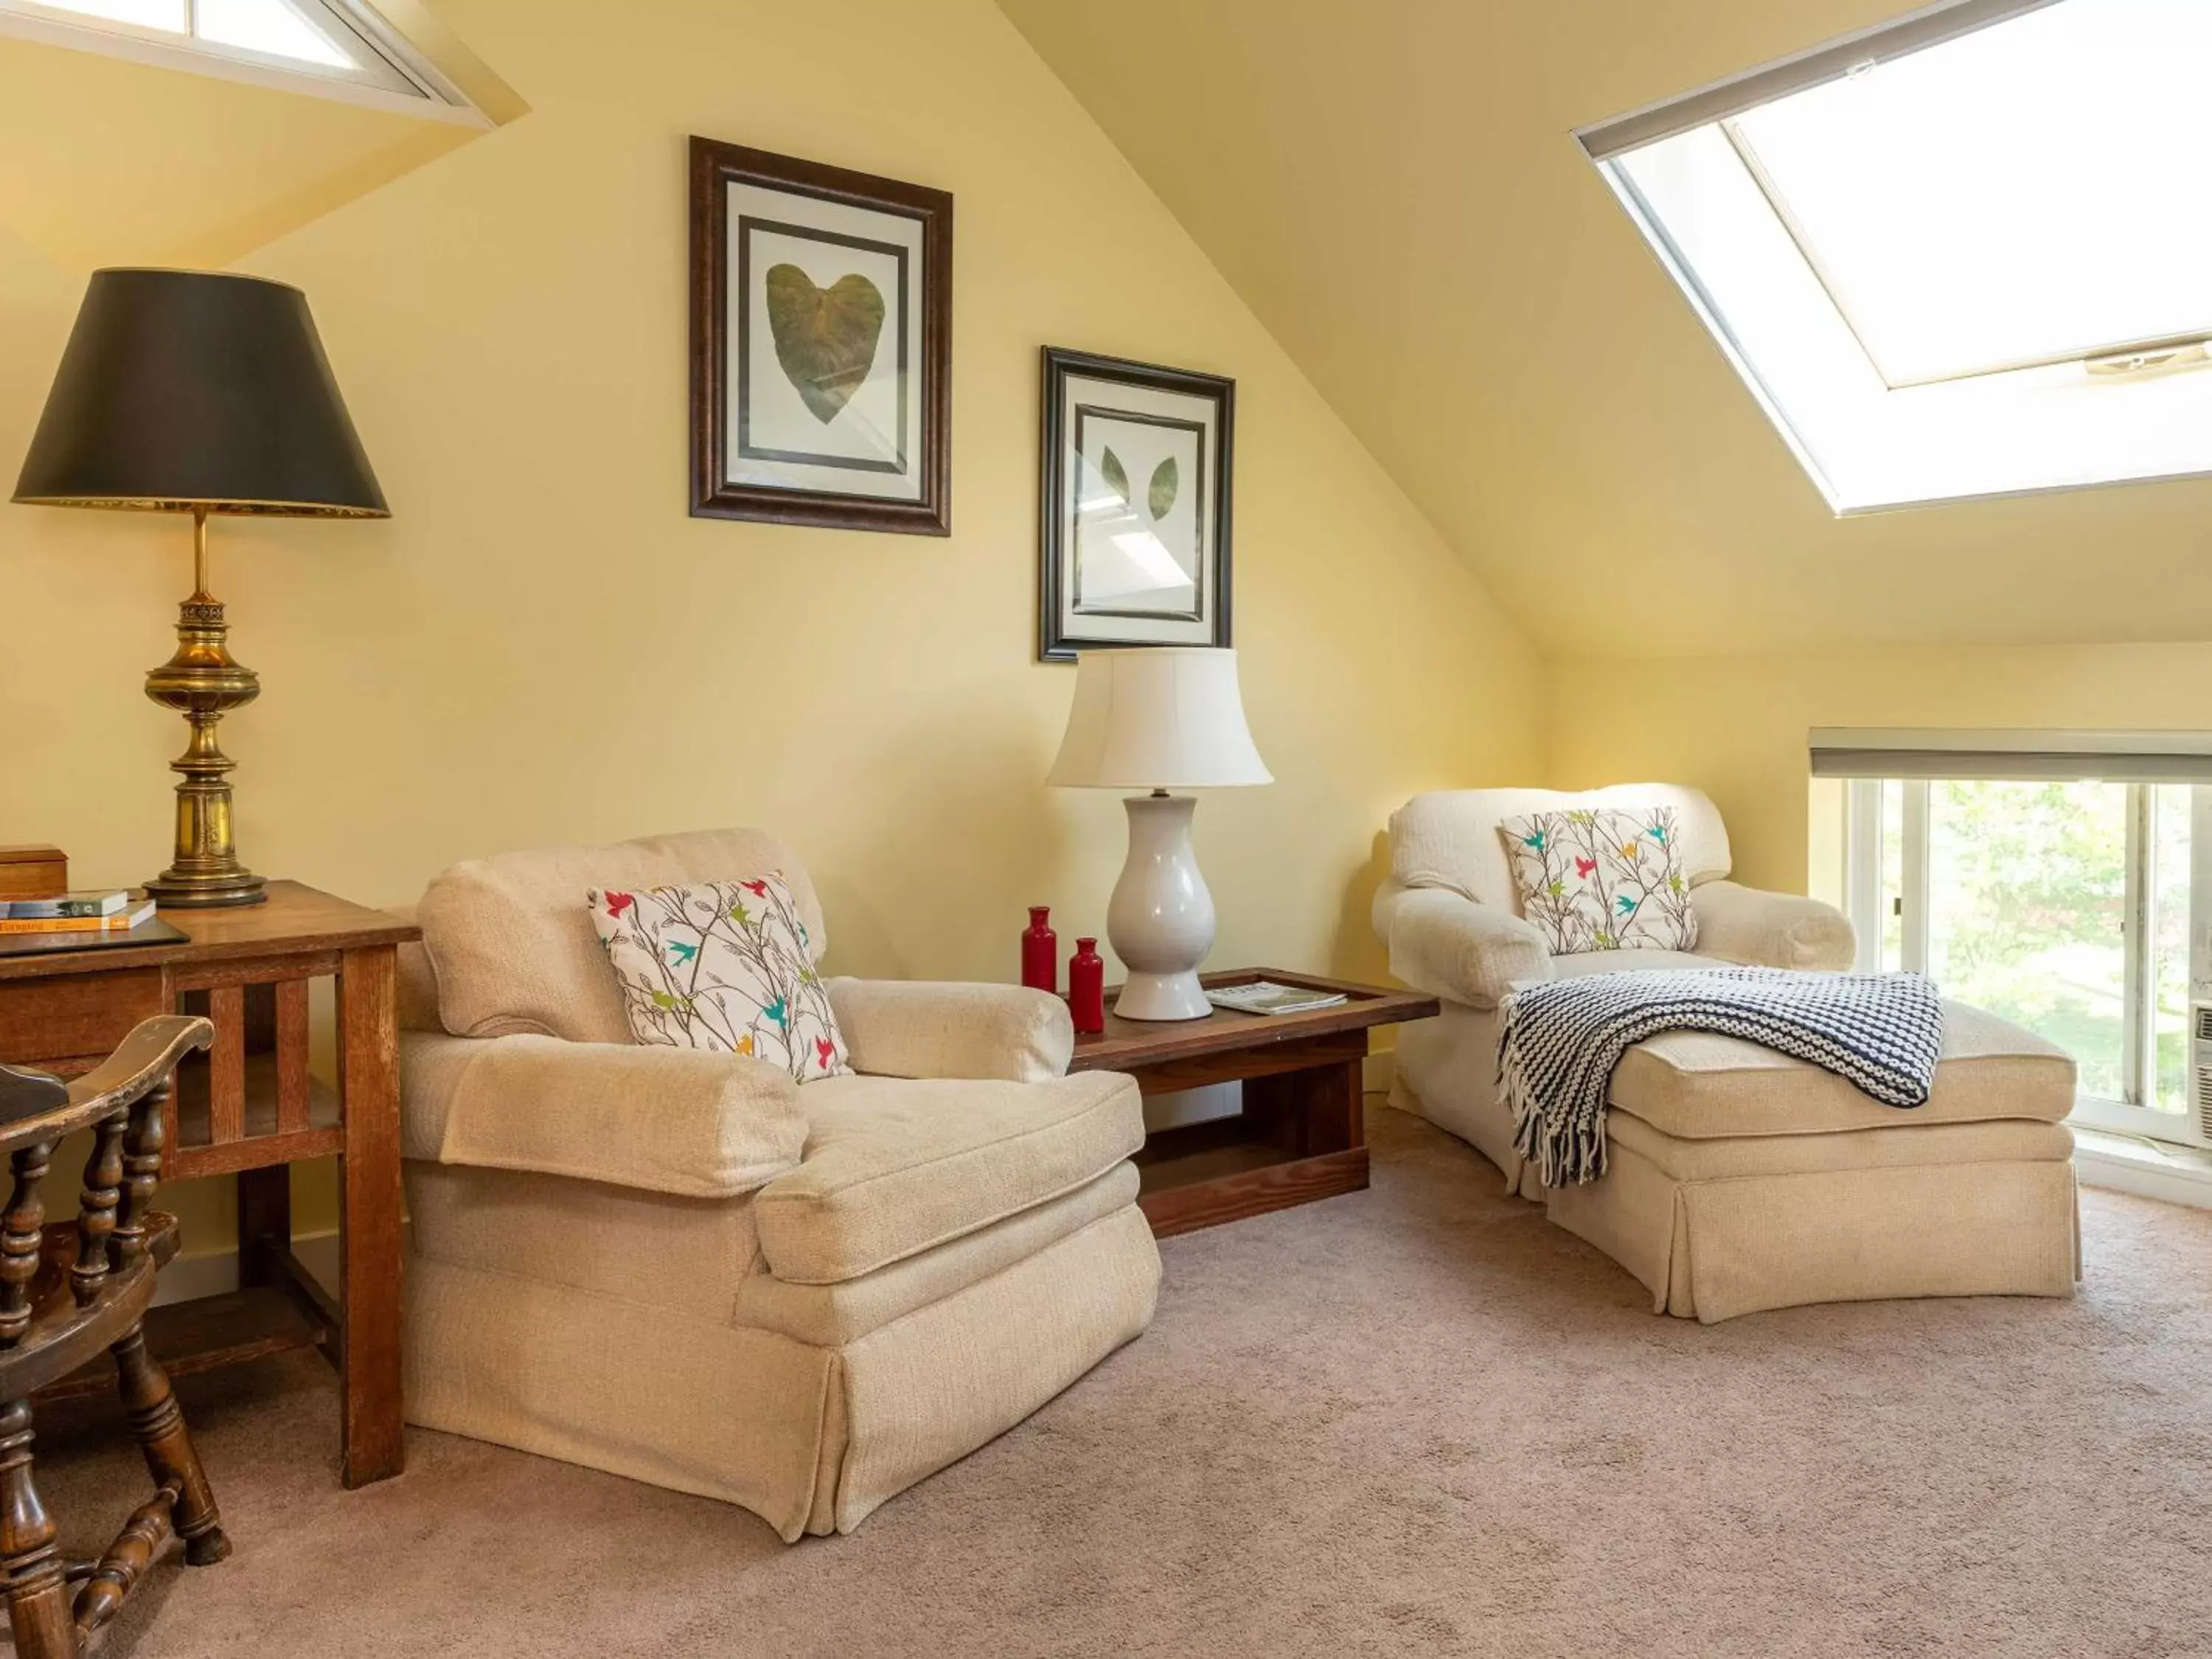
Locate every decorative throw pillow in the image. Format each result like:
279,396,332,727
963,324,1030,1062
588,876,851,1082
1495,805,1699,957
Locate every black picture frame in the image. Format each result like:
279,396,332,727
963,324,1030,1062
689,137,953,535
1039,347,1234,662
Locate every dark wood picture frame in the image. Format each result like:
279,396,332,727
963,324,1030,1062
1039,347,1234,662
689,136,953,535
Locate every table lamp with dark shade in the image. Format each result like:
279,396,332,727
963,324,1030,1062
13,268,388,908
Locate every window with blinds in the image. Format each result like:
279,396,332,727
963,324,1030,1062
1820,731,2212,1149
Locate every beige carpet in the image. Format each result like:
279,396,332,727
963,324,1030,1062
27,1105,2212,1658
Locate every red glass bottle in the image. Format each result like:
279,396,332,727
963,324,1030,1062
1021,906,1058,995
1068,937,1106,1035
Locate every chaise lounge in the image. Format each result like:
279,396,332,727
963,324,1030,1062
1374,785,2081,1322
394,829,1161,1539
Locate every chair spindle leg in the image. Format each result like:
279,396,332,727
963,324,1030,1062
70,1483,178,1644
0,1399,74,1659
111,1330,229,1566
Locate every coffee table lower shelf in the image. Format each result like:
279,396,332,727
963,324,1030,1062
1135,1121,1371,1237
1066,968,1439,1239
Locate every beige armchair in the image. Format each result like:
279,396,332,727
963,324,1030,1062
396,829,1160,1540
1371,785,1856,1184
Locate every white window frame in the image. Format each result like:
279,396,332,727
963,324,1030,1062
1841,768,2210,1149
0,0,484,123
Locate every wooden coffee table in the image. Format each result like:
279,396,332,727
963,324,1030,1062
1067,969,1438,1237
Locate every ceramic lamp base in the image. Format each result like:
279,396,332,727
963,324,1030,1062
1105,793,1217,1023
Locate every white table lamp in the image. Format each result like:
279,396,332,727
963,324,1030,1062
1047,647,1272,1020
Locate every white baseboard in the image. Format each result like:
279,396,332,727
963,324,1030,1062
2073,1130,2212,1211
153,1228,344,1308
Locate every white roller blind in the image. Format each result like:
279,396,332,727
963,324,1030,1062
1809,728,2212,782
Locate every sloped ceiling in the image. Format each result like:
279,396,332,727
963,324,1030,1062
998,0,2212,658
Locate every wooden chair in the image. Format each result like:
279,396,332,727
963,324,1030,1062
0,1015,229,1658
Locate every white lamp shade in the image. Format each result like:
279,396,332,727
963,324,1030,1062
1047,647,1272,790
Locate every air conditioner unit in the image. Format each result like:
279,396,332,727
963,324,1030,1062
2191,1002,2212,1146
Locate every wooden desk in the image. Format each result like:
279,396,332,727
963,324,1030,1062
0,883,414,1488
1068,969,1438,1237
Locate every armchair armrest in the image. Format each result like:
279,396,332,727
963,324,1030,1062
825,979,1073,1082
1372,881,1552,1009
399,1032,806,1198
1689,880,1856,971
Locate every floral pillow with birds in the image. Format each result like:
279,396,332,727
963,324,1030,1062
588,876,851,1081
1495,804,1699,956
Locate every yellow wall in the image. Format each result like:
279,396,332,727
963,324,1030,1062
1,0,1541,1251
0,35,495,273
1547,644,2212,897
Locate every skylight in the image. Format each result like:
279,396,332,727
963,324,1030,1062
1582,0,2212,512
0,0,475,113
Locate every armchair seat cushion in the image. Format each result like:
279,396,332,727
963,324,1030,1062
754,1071,1144,1285
736,1164,1141,1346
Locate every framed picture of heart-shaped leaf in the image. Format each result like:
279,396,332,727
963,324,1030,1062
1039,347,1234,661
690,137,952,534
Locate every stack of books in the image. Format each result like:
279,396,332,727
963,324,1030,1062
0,890,157,936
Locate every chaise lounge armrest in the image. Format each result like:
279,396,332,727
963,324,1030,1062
400,1032,807,1199
1372,881,1552,1010
826,978,1074,1082
1689,880,1856,972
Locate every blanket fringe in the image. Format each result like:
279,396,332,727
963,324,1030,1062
1500,1023,1607,1189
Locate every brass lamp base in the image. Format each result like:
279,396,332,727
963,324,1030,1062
143,512,265,909
145,864,267,910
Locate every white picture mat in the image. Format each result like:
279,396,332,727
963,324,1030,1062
1073,412,1201,616
725,180,925,502
1057,372,1218,646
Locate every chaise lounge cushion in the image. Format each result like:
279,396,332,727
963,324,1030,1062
419,828,828,1045
1608,1000,2076,1139
754,1071,1144,1284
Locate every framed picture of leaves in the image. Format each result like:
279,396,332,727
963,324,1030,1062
1039,347,1234,661
689,137,952,535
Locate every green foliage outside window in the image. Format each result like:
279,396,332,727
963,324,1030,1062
1920,780,2188,1111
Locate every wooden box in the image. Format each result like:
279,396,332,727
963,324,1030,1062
0,846,66,902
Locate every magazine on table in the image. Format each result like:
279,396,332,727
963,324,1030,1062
1206,980,1349,1017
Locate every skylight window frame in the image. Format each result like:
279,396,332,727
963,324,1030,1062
1576,0,2212,515
1577,0,2070,161
0,0,485,123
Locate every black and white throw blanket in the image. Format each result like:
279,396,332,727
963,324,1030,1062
1498,967,1945,1188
